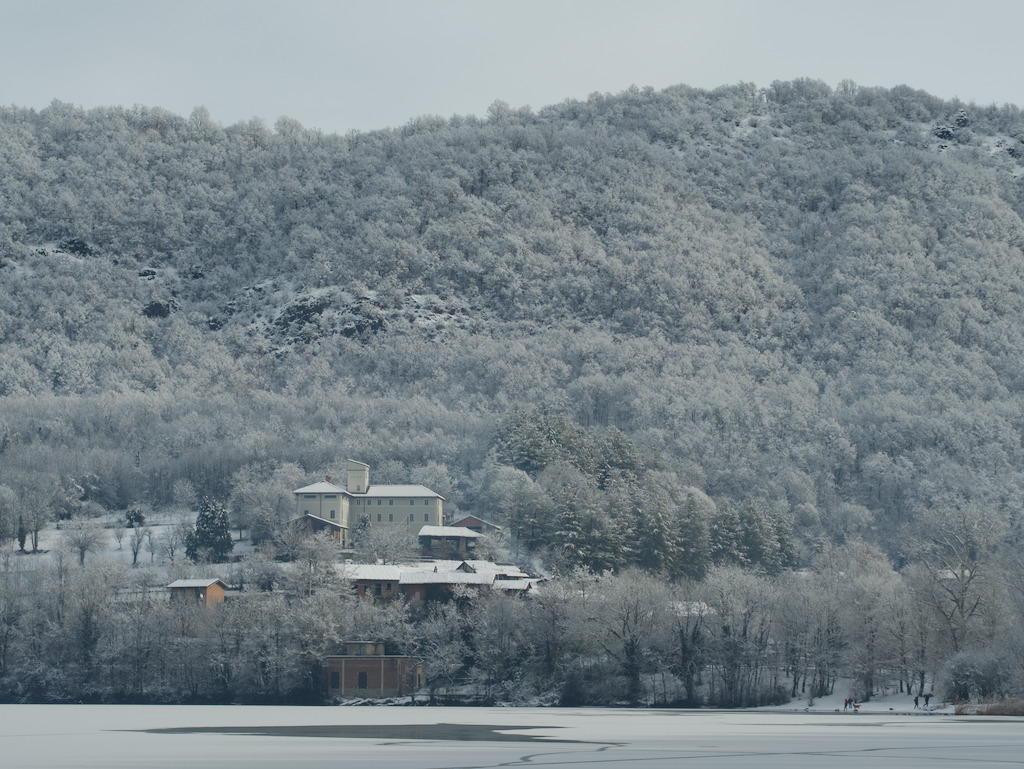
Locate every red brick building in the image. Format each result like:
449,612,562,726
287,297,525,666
326,641,424,698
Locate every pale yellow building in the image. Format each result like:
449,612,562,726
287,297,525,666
293,460,444,547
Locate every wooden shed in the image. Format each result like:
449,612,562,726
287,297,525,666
167,578,228,608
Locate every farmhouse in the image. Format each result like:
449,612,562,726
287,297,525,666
344,560,538,602
293,460,444,547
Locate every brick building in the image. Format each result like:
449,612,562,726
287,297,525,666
325,641,424,698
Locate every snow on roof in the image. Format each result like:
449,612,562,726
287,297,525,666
295,481,444,499
167,578,226,589
418,525,481,538
337,560,536,588
399,571,494,586
410,559,523,578
460,560,526,576
360,485,444,499
452,515,504,530
345,564,404,581
293,481,347,494
492,580,533,591
422,559,463,570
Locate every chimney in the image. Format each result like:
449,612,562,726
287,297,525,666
325,475,332,483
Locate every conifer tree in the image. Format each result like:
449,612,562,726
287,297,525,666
186,498,234,562
710,501,747,567
738,501,783,574
676,493,711,580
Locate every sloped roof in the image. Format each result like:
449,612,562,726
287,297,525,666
290,513,345,529
492,580,533,592
293,481,444,499
452,515,504,530
167,578,227,589
345,564,405,581
418,525,481,539
293,481,347,494
461,560,527,577
360,485,444,499
399,571,494,586
337,559,536,590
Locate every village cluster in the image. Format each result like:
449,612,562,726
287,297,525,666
167,460,540,699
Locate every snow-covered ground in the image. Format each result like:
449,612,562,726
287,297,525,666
2,704,1020,769
8,510,256,571
763,678,954,715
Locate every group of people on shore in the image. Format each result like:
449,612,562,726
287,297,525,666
842,693,932,711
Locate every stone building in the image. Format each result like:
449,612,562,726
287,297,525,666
293,460,444,547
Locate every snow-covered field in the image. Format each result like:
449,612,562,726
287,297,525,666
2,704,1021,769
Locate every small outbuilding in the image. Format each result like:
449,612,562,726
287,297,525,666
325,641,424,698
418,525,481,558
451,515,504,537
290,513,345,541
167,578,228,608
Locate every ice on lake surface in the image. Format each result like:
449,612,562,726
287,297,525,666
3,704,1023,768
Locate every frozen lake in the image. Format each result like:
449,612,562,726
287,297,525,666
3,704,1021,768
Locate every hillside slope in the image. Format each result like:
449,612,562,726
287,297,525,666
2,81,1024,561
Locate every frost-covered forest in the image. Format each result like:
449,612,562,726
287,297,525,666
3,80,1024,705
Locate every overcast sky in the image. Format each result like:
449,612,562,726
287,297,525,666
4,0,1022,135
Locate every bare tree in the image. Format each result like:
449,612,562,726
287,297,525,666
239,549,282,592
468,589,531,702
283,533,342,596
145,528,159,563
161,517,192,563
414,601,469,703
589,569,670,705
20,489,51,552
700,565,778,707
354,525,419,565
907,504,1006,655
172,479,198,511
129,525,148,567
63,518,106,566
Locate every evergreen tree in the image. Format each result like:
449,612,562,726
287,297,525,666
493,405,593,478
710,501,747,567
623,486,676,574
505,478,554,554
124,507,146,528
676,493,711,580
16,515,28,553
186,498,234,563
738,501,783,574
